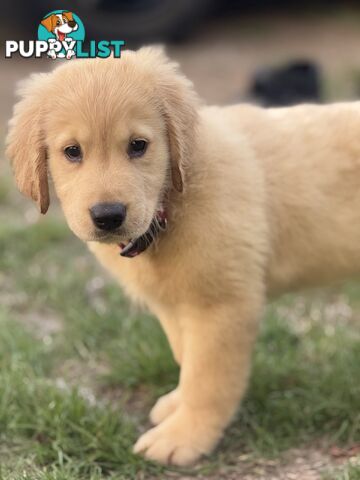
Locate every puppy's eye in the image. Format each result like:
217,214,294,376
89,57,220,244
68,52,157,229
56,20,61,25
128,139,148,158
64,145,82,163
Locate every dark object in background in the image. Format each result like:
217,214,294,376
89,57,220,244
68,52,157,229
0,1,345,44
248,61,322,106
80,0,214,43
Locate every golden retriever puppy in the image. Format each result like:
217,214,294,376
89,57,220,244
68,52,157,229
6,47,360,466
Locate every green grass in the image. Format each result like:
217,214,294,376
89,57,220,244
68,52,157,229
0,212,359,478
0,312,162,479
324,461,360,480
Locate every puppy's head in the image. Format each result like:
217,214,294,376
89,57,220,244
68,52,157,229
41,12,77,35
6,47,198,243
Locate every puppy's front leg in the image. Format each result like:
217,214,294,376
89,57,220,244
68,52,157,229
134,301,261,466
149,310,182,425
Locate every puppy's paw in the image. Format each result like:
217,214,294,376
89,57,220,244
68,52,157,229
149,388,179,425
66,50,75,59
134,407,220,466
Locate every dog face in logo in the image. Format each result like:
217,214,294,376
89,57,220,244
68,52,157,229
41,11,78,59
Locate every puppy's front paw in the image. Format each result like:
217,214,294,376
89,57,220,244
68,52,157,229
134,407,221,466
149,388,179,425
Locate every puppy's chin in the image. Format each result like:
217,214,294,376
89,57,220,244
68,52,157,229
91,232,125,245
83,223,152,245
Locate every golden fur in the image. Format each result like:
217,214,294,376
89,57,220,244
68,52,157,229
6,47,360,466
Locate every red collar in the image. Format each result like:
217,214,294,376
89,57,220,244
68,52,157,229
119,208,167,258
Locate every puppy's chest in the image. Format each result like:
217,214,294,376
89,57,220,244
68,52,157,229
89,243,181,308
120,258,171,304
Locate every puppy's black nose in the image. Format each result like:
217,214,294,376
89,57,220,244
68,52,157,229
68,20,76,28
90,203,127,231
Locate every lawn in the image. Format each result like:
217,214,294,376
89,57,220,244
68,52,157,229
0,176,359,479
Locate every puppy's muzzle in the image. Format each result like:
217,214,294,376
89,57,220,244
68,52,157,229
68,20,76,28
90,202,127,232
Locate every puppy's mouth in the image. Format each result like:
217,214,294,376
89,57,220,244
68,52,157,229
118,208,167,258
57,31,66,41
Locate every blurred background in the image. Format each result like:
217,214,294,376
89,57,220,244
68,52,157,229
2,0,360,126
0,2,359,479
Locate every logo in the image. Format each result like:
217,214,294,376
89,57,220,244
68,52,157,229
5,10,125,60
38,10,85,59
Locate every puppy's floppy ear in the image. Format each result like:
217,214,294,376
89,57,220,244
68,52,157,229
6,74,50,214
41,14,56,32
137,47,199,192
63,11,74,22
